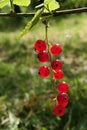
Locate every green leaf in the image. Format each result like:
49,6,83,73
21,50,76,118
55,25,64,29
0,0,9,8
44,0,60,12
13,0,31,6
49,0,60,11
44,0,52,5
19,8,44,38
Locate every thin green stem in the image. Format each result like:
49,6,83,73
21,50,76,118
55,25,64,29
45,21,48,43
10,0,14,13
44,20,52,62
43,20,57,92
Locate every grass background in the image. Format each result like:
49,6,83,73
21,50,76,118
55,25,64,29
0,13,87,130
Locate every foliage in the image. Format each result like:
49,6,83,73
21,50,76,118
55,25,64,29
44,0,60,12
19,0,60,37
57,0,87,9
0,0,31,8
13,0,31,6
0,0,9,8
19,8,44,38
30,0,87,9
0,0,60,37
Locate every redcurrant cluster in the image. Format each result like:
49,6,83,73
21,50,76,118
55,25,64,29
34,39,69,116
54,82,69,116
34,39,50,78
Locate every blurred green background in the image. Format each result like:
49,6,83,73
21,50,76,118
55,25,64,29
0,1,87,130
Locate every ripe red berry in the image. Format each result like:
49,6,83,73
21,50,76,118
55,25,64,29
34,40,46,53
51,44,62,56
51,59,62,72
38,51,49,62
57,92,69,107
38,66,50,78
53,70,64,80
58,82,69,93
54,105,66,116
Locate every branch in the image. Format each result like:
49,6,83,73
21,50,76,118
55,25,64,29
0,7,87,17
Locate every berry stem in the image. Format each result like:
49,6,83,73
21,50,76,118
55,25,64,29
43,20,57,91
45,21,48,43
10,0,14,13
43,20,52,62
53,79,57,92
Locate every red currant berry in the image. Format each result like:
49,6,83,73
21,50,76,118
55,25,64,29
38,66,50,78
57,92,69,107
54,105,66,116
51,59,62,72
53,70,64,80
34,40,46,53
51,44,62,56
38,51,49,62
58,82,69,93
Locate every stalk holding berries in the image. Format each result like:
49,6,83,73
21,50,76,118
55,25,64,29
34,21,69,117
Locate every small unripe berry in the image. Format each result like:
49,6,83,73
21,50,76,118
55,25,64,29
54,105,66,116
38,66,50,78
58,82,69,93
34,40,46,53
38,51,49,62
51,44,62,56
53,70,64,80
51,59,62,72
57,92,69,107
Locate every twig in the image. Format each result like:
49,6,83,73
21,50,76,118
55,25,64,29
0,7,87,17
